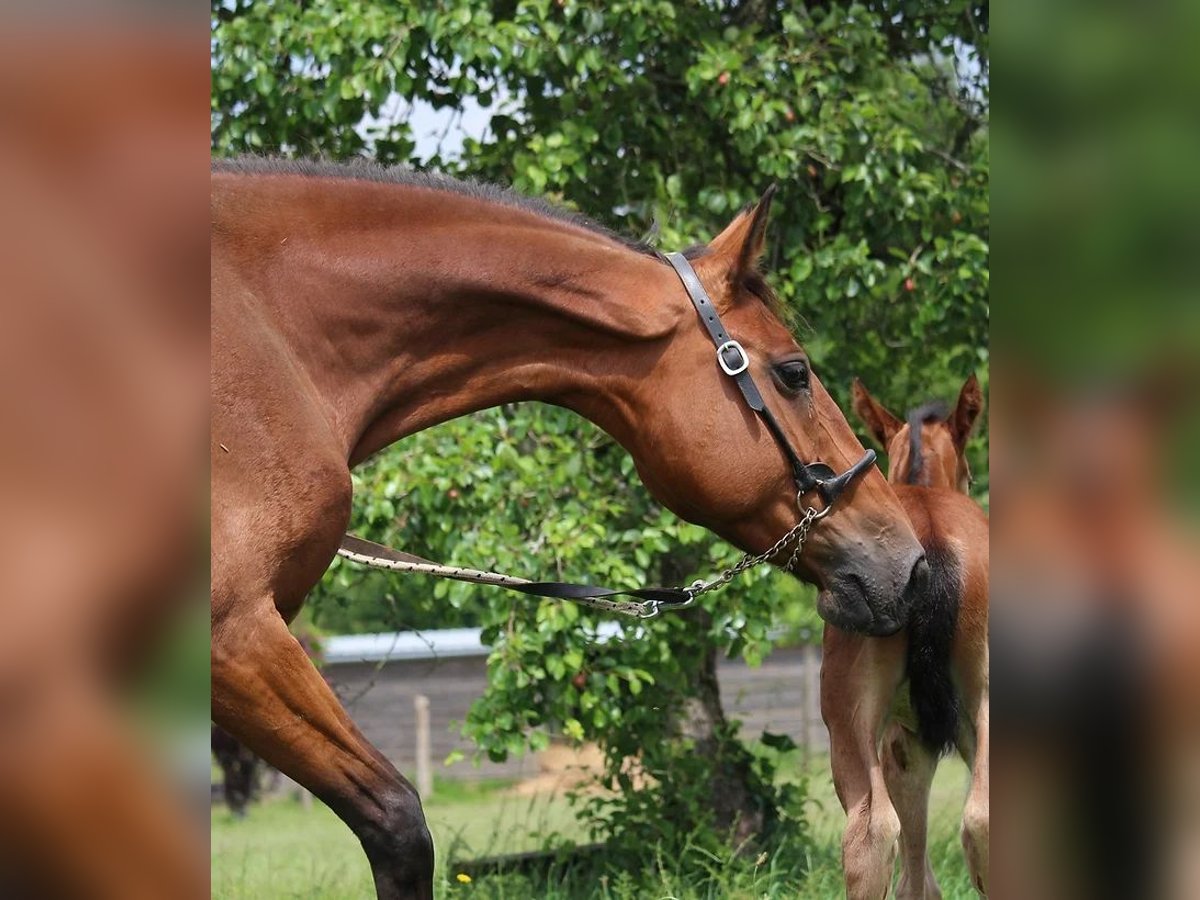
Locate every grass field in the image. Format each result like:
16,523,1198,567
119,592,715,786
212,755,975,898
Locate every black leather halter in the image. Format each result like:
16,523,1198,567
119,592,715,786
663,252,876,509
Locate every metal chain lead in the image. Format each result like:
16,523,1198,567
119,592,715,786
683,505,821,601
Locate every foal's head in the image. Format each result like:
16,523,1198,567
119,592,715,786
851,375,983,492
614,190,927,636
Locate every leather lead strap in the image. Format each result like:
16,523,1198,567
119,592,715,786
339,534,693,612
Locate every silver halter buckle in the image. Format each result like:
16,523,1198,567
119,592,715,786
715,340,749,376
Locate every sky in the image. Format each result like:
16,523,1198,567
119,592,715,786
359,91,497,163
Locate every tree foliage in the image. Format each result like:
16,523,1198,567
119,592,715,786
212,0,988,860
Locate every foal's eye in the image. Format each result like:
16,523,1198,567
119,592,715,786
774,359,810,393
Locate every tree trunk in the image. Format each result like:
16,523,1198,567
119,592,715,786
673,609,767,846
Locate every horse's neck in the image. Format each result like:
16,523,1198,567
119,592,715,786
246,181,681,464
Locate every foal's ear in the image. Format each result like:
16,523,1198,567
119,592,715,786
851,378,904,448
706,185,776,280
951,373,984,447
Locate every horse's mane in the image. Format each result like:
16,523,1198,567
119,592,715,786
211,155,659,258
212,156,781,311
905,400,950,485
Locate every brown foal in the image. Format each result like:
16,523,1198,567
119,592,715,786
210,159,928,899
819,375,990,899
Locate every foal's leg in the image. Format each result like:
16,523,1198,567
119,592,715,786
822,625,907,900
960,695,989,895
882,722,942,900
212,606,433,900
952,623,989,897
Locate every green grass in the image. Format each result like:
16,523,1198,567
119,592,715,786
211,756,975,898
212,778,583,899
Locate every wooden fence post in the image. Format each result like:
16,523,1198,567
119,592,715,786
415,693,433,798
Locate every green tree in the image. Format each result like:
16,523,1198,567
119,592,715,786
213,0,988,862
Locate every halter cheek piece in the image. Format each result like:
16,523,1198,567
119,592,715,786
337,250,877,618
663,252,876,511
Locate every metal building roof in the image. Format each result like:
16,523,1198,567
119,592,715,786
321,621,624,664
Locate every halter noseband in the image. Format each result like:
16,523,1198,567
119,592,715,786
663,252,876,512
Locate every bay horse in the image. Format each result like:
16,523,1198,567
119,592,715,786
210,158,929,899
821,375,989,898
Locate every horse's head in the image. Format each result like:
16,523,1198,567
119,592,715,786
852,375,983,492
615,190,928,636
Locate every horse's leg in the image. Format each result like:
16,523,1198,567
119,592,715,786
210,387,434,899
823,625,907,900
882,722,942,900
960,694,989,895
212,606,433,900
951,610,989,898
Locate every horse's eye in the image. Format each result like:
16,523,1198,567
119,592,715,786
774,359,810,393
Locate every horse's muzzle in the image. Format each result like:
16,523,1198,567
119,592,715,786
817,551,928,636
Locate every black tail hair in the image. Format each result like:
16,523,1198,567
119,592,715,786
904,400,950,485
907,542,963,755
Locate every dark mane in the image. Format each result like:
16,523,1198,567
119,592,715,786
212,155,658,257
905,400,950,485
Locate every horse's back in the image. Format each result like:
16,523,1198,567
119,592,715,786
894,487,988,602
894,485,986,540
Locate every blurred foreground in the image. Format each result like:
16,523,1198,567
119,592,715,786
992,368,1200,898
0,10,209,898
994,0,1200,896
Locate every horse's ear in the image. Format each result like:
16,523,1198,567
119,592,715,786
852,378,903,448
951,373,984,447
705,184,776,280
